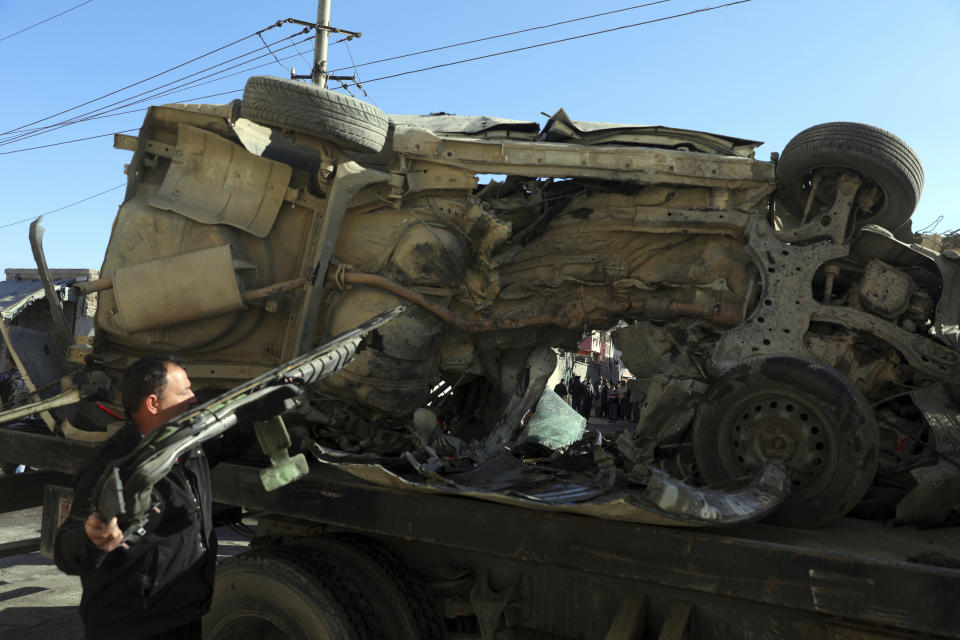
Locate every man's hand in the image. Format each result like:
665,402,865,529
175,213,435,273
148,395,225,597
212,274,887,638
84,513,124,552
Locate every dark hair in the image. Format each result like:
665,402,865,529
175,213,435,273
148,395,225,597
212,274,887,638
120,356,185,418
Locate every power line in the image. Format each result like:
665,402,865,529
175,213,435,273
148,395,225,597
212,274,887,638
2,2,752,154
1,3,675,144
0,88,241,156
0,184,125,230
0,20,305,138
84,33,310,116
341,0,752,88
327,0,676,75
10,107,149,136
0,33,313,147
0,129,139,156
258,32,292,74
0,0,94,43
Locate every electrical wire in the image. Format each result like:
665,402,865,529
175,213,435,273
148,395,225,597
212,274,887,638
258,32,290,74
327,0,676,75
344,42,372,101
0,129,138,156
2,2,751,154
916,215,943,234
0,32,313,147
292,40,314,72
0,2,694,145
0,184,125,230
68,41,313,117
0,0,94,44
0,33,301,145
0,20,303,138
48,35,312,130
11,106,151,135
339,0,752,88
0,89,243,156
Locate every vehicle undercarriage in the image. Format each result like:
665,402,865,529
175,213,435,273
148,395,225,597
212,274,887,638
3,76,958,530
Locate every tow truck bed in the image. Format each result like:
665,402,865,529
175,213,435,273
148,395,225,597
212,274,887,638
4,427,958,639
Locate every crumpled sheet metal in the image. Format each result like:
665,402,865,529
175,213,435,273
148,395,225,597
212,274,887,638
933,250,960,347
0,278,72,321
311,444,790,527
390,114,540,139
897,385,960,523
539,108,762,158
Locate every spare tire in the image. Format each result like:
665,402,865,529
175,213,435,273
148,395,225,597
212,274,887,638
242,75,389,153
776,122,923,232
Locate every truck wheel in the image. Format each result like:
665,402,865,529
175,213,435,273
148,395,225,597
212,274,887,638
299,535,445,640
691,356,878,528
204,548,380,640
241,75,389,153
776,122,923,233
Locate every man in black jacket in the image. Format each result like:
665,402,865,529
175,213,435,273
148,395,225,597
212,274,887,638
569,375,586,415
54,357,256,639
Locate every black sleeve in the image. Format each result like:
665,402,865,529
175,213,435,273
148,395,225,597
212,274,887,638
202,420,258,468
53,459,109,576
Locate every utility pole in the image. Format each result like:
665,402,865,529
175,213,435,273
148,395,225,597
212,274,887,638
311,0,331,87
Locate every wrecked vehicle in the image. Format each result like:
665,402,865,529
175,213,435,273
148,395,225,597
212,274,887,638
3,76,959,639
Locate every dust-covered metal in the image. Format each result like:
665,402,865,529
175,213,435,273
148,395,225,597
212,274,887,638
8,80,959,529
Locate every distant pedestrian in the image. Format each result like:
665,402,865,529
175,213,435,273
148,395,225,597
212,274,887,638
570,375,586,415
619,381,631,423
608,382,620,422
582,377,594,419
553,379,568,403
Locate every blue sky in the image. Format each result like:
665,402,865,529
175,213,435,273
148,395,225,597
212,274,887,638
1,0,957,270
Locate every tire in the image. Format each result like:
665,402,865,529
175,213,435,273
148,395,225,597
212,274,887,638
298,534,445,640
242,75,389,153
204,547,382,640
691,356,878,527
776,122,923,232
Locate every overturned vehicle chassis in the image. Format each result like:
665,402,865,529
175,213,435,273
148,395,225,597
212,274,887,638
8,76,960,531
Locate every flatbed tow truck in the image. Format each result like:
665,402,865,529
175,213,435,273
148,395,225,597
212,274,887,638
2,71,960,638
2,424,959,639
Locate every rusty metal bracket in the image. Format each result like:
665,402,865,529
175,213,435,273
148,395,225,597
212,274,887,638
603,592,646,640
716,194,960,378
281,17,361,39
812,304,960,379
774,171,861,245
657,601,693,640
469,568,531,640
290,161,390,357
713,215,848,371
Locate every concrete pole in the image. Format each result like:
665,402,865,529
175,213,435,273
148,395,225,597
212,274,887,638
311,0,331,86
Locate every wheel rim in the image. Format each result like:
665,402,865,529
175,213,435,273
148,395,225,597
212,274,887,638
714,384,839,502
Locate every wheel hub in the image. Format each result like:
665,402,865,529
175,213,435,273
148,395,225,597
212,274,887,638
805,167,887,221
724,388,837,497
754,420,800,459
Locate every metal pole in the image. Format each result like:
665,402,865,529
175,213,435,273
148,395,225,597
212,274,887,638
312,0,331,86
